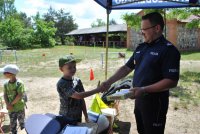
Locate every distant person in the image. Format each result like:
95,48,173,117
57,55,104,122
99,12,180,134
1,64,26,134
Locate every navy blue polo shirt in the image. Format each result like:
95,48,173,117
126,35,180,88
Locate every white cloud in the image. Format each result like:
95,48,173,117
15,0,139,29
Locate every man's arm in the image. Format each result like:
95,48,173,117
130,78,178,98
100,65,133,90
143,78,178,93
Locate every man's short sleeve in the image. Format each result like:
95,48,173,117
125,53,135,70
161,46,180,80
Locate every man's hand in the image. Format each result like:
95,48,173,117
6,104,13,110
98,81,111,92
129,87,146,98
96,85,107,93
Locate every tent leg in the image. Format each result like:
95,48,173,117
164,9,167,37
105,10,109,80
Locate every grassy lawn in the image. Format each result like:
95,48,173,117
181,51,200,60
170,71,200,109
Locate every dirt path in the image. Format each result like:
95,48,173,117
6,77,197,134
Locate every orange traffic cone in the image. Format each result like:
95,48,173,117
90,68,94,81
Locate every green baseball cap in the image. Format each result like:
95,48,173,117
59,55,81,67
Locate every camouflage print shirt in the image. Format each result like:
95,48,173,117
4,79,25,113
57,77,84,121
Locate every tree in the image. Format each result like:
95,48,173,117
91,18,118,27
144,9,164,15
167,8,200,28
12,12,32,28
91,19,106,27
0,16,33,49
33,12,57,47
55,9,78,45
43,6,56,22
122,12,141,30
109,19,117,25
0,0,16,20
43,7,78,45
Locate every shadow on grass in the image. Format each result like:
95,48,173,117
170,86,192,99
180,71,200,83
113,120,131,134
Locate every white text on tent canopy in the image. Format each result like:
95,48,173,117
113,0,190,5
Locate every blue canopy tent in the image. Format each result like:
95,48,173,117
94,0,200,79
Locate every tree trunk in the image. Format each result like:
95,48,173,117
60,36,65,45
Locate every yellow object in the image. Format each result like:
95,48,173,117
90,94,108,114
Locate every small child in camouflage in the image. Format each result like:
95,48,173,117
57,55,104,123
0,64,26,134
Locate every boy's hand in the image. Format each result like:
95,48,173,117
6,104,13,110
100,81,111,92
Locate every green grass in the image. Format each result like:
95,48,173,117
170,71,200,109
181,51,200,60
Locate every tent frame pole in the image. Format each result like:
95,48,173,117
105,9,109,80
164,9,167,37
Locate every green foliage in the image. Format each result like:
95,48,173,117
43,7,78,45
91,18,106,27
12,12,32,28
33,18,57,48
0,0,16,20
0,3,79,49
91,18,118,27
65,36,75,45
0,16,33,49
144,9,165,15
121,13,141,31
55,9,78,45
167,8,200,28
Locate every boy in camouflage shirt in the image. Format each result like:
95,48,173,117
0,64,25,134
57,55,104,122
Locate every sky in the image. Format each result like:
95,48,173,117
14,0,140,29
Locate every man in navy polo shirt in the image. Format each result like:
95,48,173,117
100,12,180,134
